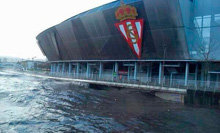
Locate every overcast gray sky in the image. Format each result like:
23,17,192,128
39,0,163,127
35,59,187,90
0,0,114,59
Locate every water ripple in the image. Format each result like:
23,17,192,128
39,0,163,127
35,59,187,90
0,71,220,132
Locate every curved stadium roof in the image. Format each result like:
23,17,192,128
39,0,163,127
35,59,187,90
64,0,142,21
38,0,142,36
37,0,220,61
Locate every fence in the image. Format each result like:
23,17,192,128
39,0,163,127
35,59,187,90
25,70,220,92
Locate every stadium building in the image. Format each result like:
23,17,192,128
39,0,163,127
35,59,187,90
36,0,220,90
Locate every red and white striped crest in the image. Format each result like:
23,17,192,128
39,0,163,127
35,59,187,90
115,19,144,58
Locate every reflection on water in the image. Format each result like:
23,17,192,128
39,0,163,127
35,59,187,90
0,71,220,133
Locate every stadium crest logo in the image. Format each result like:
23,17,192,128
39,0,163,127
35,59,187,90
115,2,143,58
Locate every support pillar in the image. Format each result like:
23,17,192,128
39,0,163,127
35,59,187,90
62,63,65,75
76,63,80,77
159,62,162,84
54,64,56,72
50,64,53,74
51,64,53,74
170,73,173,87
147,64,150,81
115,62,118,73
149,63,152,81
99,62,103,79
57,63,60,73
68,63,72,75
195,64,198,87
208,73,210,87
134,62,137,80
185,62,189,86
53,64,56,73
115,62,118,79
86,63,90,78
128,66,130,80
201,64,205,86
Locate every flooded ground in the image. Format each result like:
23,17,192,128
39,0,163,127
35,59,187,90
0,71,220,133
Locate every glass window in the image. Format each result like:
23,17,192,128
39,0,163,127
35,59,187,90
214,14,220,24
194,16,202,28
202,28,210,38
203,15,211,27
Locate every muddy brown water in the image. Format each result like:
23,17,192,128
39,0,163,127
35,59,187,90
0,71,220,133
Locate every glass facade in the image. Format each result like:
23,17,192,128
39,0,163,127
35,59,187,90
180,0,220,60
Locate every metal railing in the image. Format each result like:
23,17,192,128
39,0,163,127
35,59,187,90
46,72,220,92
23,70,220,92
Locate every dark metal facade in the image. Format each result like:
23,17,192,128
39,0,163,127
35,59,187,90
36,0,220,61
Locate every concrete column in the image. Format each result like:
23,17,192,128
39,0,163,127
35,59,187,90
147,64,150,81
62,63,65,75
53,64,56,74
51,64,53,74
57,63,60,73
112,65,114,81
68,63,72,75
86,63,90,78
195,64,198,87
99,62,103,79
170,73,173,87
128,66,130,80
54,64,56,73
76,63,80,77
185,62,189,86
134,62,137,80
159,62,162,84
201,64,205,85
53,64,55,73
50,64,53,73
115,62,118,73
115,62,118,79
207,73,210,87
149,63,152,81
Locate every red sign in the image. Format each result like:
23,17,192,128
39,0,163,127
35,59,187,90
118,70,128,75
115,3,144,59
115,19,143,58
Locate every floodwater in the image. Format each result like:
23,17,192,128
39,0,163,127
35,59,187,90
0,71,220,133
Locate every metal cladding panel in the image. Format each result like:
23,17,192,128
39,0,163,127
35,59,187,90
80,12,110,38
55,21,77,42
53,30,71,60
37,27,61,61
55,21,80,60
37,0,190,61
100,35,137,60
71,18,100,60
143,0,184,30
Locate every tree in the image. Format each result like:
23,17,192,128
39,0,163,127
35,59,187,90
196,38,220,81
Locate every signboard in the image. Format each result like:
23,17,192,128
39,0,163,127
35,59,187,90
115,4,144,58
